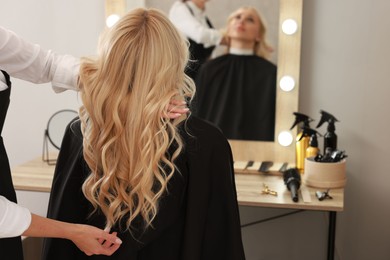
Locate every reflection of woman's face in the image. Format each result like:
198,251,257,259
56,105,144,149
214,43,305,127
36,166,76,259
228,9,261,46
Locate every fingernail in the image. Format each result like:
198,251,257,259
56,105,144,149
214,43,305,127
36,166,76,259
115,238,122,244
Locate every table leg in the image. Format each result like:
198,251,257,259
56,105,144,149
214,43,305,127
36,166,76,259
327,211,337,260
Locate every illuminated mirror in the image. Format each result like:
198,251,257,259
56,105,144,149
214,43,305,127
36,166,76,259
108,0,303,167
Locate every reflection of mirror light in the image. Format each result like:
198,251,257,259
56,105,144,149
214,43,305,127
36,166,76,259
106,14,120,27
282,19,298,35
278,131,293,147
280,76,295,92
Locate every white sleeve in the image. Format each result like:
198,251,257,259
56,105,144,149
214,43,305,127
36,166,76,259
169,1,222,47
0,72,7,91
0,196,32,238
0,26,79,92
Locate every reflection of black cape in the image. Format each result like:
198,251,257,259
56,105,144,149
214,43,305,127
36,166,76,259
194,54,277,141
0,71,24,260
42,116,246,260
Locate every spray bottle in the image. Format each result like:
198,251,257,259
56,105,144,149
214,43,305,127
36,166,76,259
316,110,339,152
290,112,314,173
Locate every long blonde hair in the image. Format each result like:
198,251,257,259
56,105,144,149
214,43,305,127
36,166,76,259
78,8,194,231
226,6,273,59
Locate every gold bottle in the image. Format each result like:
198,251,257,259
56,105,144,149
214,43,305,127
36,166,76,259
306,134,320,159
290,112,314,174
295,132,310,173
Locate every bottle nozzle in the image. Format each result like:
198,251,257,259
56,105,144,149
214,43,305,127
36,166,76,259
316,110,339,128
297,126,322,141
290,112,314,130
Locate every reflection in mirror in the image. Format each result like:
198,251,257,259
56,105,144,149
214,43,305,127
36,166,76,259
120,0,303,166
193,5,277,142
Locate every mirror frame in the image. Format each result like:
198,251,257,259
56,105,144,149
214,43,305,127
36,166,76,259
229,0,302,166
107,0,303,167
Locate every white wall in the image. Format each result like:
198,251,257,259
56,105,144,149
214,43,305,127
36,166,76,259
2,0,390,259
299,1,390,259
0,0,105,215
241,0,390,259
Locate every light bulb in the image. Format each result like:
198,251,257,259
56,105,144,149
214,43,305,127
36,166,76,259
106,14,120,28
280,76,295,92
278,131,293,147
282,19,298,35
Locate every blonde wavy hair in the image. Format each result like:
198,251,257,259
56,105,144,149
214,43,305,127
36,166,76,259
226,6,273,60
78,8,194,231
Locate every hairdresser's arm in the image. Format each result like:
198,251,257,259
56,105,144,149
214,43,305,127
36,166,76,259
0,26,188,117
169,2,222,47
0,26,79,92
0,196,121,256
23,214,122,256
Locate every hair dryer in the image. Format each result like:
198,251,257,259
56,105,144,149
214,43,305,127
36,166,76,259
283,168,301,202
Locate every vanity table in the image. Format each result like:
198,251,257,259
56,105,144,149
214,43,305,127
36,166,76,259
12,155,343,260
235,172,343,260
11,154,57,192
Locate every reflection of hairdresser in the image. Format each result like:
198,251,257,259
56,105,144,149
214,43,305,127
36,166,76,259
0,195,121,256
42,8,245,260
169,0,227,80
194,6,277,141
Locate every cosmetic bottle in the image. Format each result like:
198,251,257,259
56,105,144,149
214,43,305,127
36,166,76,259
316,110,339,152
290,112,313,173
306,133,320,158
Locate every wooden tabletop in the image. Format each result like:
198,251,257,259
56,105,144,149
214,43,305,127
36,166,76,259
236,173,344,212
12,156,344,212
11,155,57,192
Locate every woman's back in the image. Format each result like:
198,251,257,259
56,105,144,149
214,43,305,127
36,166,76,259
42,116,245,260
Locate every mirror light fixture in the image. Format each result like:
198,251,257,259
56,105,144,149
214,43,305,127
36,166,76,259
280,75,295,92
105,0,126,27
106,14,120,27
278,131,294,147
282,19,298,35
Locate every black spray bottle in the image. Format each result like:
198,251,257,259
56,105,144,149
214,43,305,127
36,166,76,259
316,110,339,152
290,112,314,173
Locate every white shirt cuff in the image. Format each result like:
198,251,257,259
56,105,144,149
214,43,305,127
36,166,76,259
0,72,8,91
0,197,32,238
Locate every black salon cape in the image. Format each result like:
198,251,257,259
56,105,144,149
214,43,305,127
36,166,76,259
42,116,246,260
194,54,277,141
0,71,24,260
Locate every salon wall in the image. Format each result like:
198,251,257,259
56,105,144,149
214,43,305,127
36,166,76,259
1,0,390,259
241,0,390,259
0,0,104,215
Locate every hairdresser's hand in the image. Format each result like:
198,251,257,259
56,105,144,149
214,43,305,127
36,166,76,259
69,225,122,256
166,99,189,119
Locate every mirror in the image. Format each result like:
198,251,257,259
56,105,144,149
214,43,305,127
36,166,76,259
110,0,302,166
229,0,302,165
42,109,78,165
